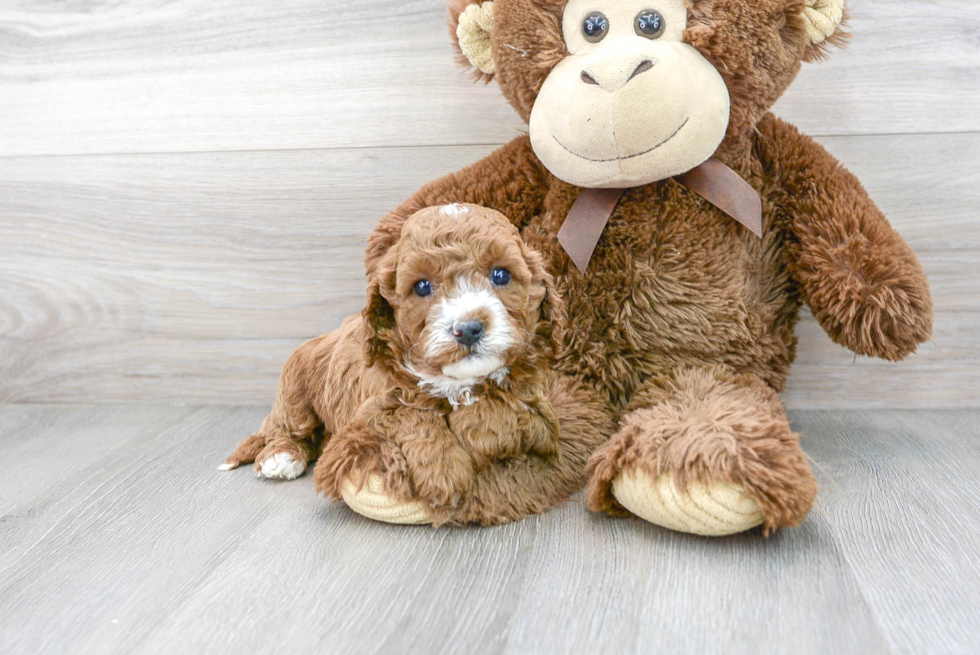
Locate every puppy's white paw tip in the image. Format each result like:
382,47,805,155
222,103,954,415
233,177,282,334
259,452,307,480
217,463,235,471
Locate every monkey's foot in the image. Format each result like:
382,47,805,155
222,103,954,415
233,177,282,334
586,367,817,536
611,470,764,536
341,474,431,525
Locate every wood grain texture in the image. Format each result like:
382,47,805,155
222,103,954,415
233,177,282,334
1,0,977,406
1,133,977,406
1,405,978,654
0,0,978,157
796,410,980,655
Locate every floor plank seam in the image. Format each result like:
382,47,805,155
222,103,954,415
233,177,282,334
0,129,977,161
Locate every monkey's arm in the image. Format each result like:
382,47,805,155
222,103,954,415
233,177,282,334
759,114,933,361
365,135,547,276
313,396,474,512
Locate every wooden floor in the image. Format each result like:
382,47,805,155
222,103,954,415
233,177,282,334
1,405,977,655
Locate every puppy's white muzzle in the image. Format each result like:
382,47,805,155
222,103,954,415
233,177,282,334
423,279,516,381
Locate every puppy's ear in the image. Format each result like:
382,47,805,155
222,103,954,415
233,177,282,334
526,247,565,358
362,250,398,368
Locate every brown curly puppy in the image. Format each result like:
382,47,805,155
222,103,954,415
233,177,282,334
223,204,612,525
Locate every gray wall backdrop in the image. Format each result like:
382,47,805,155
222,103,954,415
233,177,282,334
0,0,977,407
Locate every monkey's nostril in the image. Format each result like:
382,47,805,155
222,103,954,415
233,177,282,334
454,320,485,347
581,70,599,85
628,59,654,82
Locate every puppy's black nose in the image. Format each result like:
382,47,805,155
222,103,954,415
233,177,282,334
454,320,484,347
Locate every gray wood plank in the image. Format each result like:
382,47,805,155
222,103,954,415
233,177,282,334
136,506,891,655
0,405,198,519
0,405,283,655
796,410,980,655
0,0,977,157
501,508,888,654
3,406,979,654
1,133,975,407
1,405,931,655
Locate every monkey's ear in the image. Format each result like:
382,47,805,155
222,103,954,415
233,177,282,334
802,0,848,62
449,1,495,81
362,251,398,368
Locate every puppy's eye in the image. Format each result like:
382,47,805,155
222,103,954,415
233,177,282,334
490,268,512,287
582,12,609,43
635,10,665,39
413,280,433,297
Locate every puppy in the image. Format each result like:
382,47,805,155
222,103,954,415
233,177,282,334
223,204,593,524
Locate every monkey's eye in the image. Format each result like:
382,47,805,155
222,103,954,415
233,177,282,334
635,10,666,39
582,12,609,43
490,268,512,287
413,280,433,297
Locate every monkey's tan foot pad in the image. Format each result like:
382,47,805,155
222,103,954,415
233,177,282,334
611,469,764,536
340,474,431,525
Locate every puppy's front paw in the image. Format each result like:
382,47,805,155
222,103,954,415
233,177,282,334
256,451,307,480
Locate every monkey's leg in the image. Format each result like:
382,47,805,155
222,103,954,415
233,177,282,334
313,417,430,525
586,365,817,536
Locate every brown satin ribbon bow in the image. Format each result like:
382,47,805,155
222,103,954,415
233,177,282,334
556,158,763,274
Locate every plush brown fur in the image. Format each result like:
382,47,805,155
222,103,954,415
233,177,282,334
226,205,612,525
362,0,933,533
315,370,612,525
585,365,816,536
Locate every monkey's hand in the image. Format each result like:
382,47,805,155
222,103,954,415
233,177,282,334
795,224,933,361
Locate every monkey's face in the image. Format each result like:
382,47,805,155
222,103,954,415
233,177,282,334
452,0,846,188
529,0,730,188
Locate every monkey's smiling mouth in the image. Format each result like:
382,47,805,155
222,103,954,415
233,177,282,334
552,117,690,163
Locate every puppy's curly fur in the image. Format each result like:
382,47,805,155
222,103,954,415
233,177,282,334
225,205,612,525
